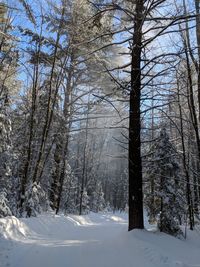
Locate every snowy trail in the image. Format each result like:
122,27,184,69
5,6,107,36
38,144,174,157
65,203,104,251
1,213,200,267
4,213,135,267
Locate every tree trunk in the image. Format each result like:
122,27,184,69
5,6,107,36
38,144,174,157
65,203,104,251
128,0,144,231
176,76,194,230
79,99,90,215
50,140,62,210
194,0,200,122
55,51,74,214
19,40,41,209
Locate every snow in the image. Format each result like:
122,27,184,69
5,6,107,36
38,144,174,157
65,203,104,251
0,212,200,267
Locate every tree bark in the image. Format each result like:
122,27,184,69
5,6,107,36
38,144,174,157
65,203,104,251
128,0,144,231
55,51,74,214
19,38,41,209
176,75,194,230
194,0,200,122
79,99,90,215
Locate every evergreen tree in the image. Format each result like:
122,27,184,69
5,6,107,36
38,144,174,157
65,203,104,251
22,182,49,217
0,2,18,217
144,128,185,236
61,163,79,214
90,181,105,212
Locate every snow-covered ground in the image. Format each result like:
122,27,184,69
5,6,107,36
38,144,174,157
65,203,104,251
0,212,200,267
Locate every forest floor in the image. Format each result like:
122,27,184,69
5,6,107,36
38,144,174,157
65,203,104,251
0,212,200,267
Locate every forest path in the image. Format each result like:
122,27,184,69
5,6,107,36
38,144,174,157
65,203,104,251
1,213,200,267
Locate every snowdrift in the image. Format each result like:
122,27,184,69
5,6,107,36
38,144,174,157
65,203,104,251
0,216,34,240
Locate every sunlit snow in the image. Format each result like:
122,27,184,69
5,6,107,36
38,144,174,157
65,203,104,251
0,212,200,267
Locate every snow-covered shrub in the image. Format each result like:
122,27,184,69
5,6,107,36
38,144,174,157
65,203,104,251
81,188,90,215
22,182,49,217
0,191,12,218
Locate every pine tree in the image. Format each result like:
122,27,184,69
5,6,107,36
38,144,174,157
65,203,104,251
0,105,13,217
61,163,79,214
145,128,185,236
0,2,18,217
90,181,105,212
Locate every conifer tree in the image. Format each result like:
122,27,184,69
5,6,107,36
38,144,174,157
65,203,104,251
0,2,18,217
145,128,185,236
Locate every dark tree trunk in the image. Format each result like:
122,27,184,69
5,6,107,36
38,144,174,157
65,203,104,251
31,9,65,184
55,137,69,214
149,91,156,223
194,0,200,122
192,156,199,215
79,100,90,215
128,0,144,231
176,77,194,230
55,51,74,214
50,140,62,210
19,41,41,209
